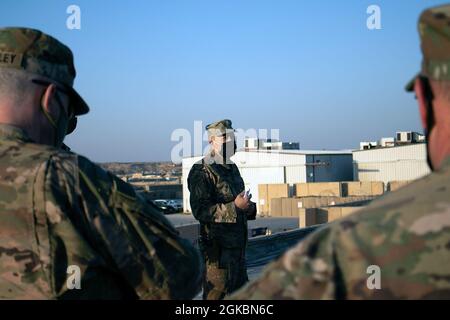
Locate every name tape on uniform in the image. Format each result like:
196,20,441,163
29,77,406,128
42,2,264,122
0,52,23,67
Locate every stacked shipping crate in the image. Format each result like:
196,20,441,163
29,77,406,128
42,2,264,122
261,181,385,228
298,207,363,228
388,180,412,192
258,183,292,216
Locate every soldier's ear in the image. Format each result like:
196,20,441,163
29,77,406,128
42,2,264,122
41,84,59,117
415,78,428,131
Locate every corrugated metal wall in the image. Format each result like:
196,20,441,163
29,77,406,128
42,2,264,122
353,144,430,184
353,143,427,162
285,166,308,184
232,151,307,167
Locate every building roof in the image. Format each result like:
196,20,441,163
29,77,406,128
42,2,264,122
241,149,353,155
182,149,353,160
352,142,426,153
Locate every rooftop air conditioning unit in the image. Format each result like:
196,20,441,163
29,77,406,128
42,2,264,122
360,141,378,150
380,137,395,148
396,131,413,144
412,132,426,143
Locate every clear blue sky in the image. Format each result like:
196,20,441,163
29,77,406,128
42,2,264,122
1,0,445,162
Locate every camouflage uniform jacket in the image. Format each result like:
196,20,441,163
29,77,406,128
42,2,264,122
187,152,252,249
0,124,202,299
230,157,450,299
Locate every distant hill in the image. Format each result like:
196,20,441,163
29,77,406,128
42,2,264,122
98,162,181,176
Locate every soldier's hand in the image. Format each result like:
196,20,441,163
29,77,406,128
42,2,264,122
246,201,257,220
234,192,250,210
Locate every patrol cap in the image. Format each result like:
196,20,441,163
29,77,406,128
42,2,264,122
406,4,450,91
0,27,89,115
206,119,235,138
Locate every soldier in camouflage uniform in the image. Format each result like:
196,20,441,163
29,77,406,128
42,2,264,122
229,4,450,300
187,120,256,300
0,27,202,299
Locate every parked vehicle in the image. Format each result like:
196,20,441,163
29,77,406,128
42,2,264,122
167,199,183,212
152,199,176,214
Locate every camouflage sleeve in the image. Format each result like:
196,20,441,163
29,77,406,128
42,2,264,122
48,154,202,300
187,165,238,224
228,225,343,300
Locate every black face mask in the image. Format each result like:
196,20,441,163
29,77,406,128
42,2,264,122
419,76,436,171
67,117,78,134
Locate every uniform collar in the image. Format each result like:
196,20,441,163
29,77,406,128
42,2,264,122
0,123,34,143
204,150,233,168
